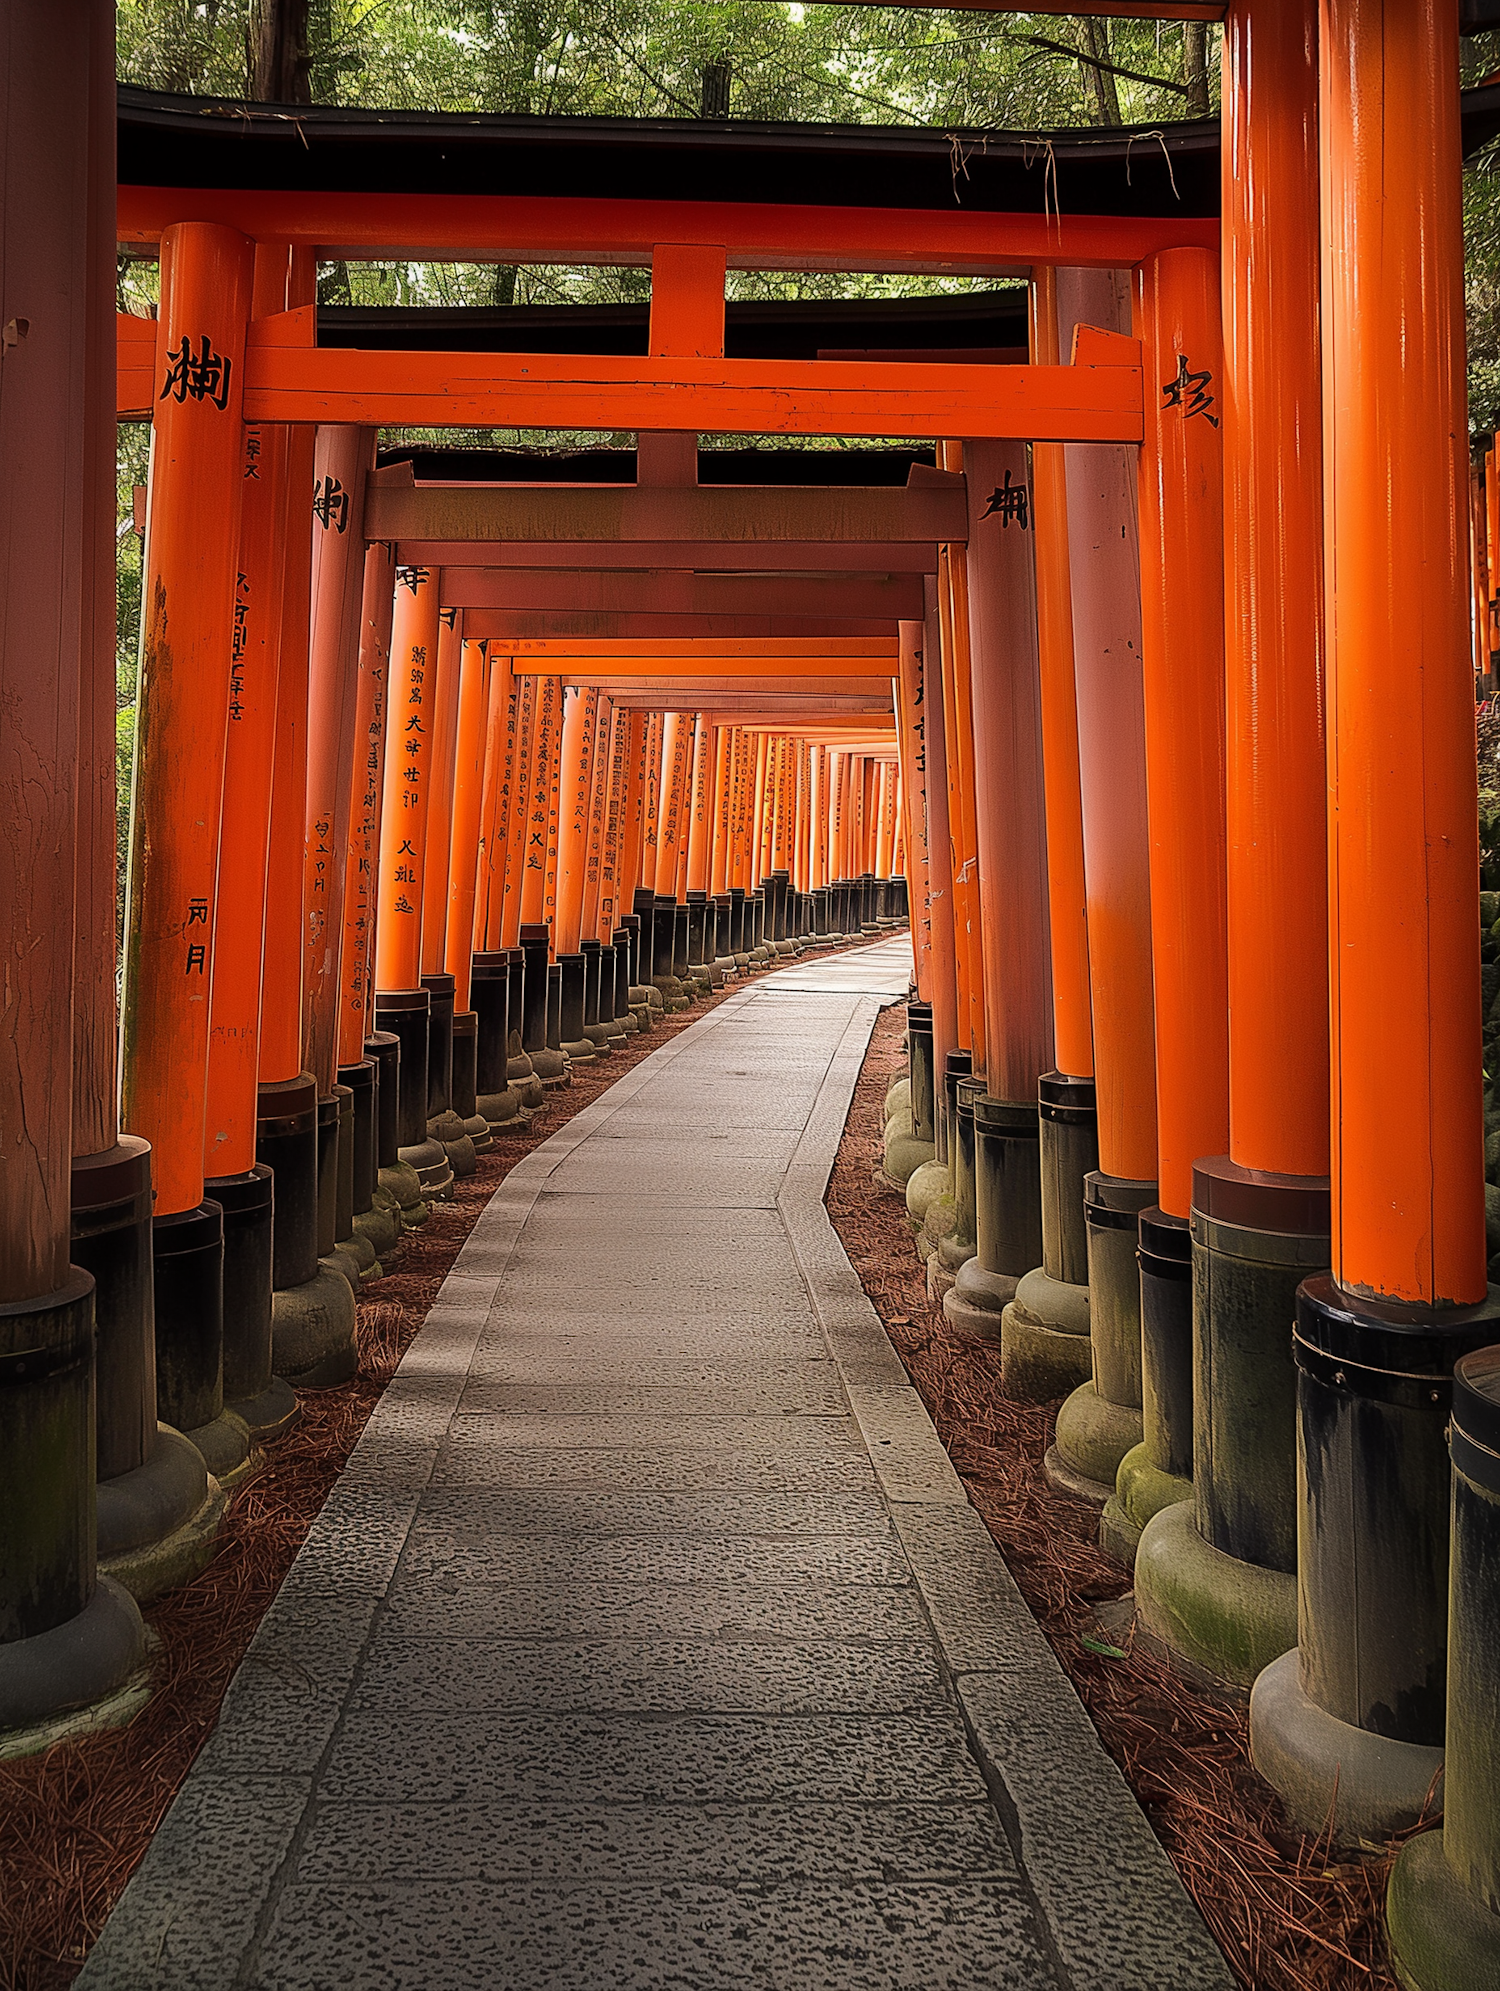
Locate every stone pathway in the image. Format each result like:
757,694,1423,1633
80,940,1232,1991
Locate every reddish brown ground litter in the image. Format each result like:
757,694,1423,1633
0,977,760,1991
825,1001,1410,1991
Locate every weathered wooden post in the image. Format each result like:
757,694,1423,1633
2,0,148,1736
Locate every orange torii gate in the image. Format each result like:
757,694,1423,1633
6,19,1500,1971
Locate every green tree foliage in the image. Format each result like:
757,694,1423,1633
118,1,1218,131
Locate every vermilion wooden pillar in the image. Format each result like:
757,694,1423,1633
1048,267,1159,1509
596,700,628,944
1115,248,1231,1578
518,674,559,931
498,673,534,948
120,220,256,1487
420,610,464,978
374,563,449,1192
1256,0,1500,1854
0,0,148,1725
255,264,345,1380
554,685,598,971
474,649,513,953
340,539,398,1254
443,635,495,1141
1139,0,1329,1695
201,403,294,1442
340,542,396,1070
72,0,208,1598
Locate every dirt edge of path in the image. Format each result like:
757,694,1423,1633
824,1002,1411,1991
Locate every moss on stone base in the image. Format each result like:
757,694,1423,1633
1053,1378,1142,1489
1135,1499,1296,1689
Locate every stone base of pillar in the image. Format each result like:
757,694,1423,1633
225,1373,300,1446
582,1022,615,1054
272,1264,359,1388
903,1159,949,1236
560,1035,595,1063
1042,1441,1115,1508
401,1137,455,1199
183,1409,258,1492
917,1188,959,1266
1049,1382,1143,1506
884,1076,911,1122
1251,1647,1443,1845
1134,1501,1297,1691
97,1422,225,1602
943,1260,1012,1327
927,1252,958,1302
321,1244,364,1298
507,1053,545,1110
1386,1826,1500,1990
101,1475,229,1605
1099,1452,1192,1569
999,1268,1092,1401
478,1087,521,1132
354,1197,403,1261
428,1110,478,1176
336,1230,380,1289
880,1105,932,1188
529,1047,569,1086
0,1577,146,1743
378,1159,428,1228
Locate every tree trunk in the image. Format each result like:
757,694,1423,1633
1079,20,1123,126
1183,23,1211,117
249,0,312,104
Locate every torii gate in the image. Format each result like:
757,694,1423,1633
6,13,1500,1969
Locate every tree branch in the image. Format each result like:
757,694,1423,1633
1007,32,1191,99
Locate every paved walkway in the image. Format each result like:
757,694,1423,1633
81,940,1231,1991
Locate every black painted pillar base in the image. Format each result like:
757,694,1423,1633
1048,1172,1156,1508
558,951,594,1062
376,987,449,1199
0,1273,147,1736
1387,1342,1500,1982
1135,1161,1327,1690
152,1201,254,1488
1100,1207,1193,1567
339,1058,379,1216
451,1012,492,1149
421,971,456,1125
207,1164,297,1444
1249,1279,1500,1845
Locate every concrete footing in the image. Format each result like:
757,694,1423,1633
1134,1501,1297,1692
1000,1268,1092,1401
100,1476,229,1604
400,1137,454,1202
1100,1446,1193,1566
184,1409,258,1491
942,1258,1014,1344
97,1423,228,1602
0,1577,146,1736
1250,1647,1445,1844
1386,1828,1500,1991
272,1264,359,1388
1049,1381,1142,1502
226,1371,300,1445
353,1198,402,1260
